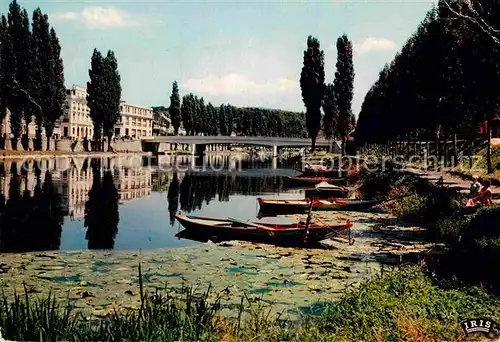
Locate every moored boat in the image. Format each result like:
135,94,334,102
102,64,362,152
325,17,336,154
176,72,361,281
294,167,347,178
284,175,346,186
257,197,381,214
174,212,352,244
305,181,350,198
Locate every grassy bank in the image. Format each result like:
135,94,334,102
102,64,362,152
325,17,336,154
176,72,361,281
352,165,500,291
450,146,500,184
0,266,498,341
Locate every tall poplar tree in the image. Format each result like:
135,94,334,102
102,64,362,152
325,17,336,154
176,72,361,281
44,28,65,150
6,0,31,150
219,104,227,136
181,94,194,135
333,34,354,155
0,16,8,144
169,81,181,135
102,50,121,152
322,83,337,139
300,36,325,152
87,49,105,151
30,8,45,149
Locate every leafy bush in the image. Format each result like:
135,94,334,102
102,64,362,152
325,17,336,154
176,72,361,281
436,215,471,243
448,207,500,289
387,193,426,221
319,266,500,342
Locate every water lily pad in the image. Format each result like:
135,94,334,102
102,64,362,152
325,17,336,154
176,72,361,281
248,287,272,295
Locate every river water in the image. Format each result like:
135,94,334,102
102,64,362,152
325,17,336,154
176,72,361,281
0,154,431,318
0,154,306,253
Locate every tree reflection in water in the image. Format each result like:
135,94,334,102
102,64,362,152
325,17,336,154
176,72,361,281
169,173,283,216
0,162,63,253
84,160,120,250
167,173,179,225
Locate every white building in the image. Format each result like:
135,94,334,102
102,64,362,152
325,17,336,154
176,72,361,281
115,102,153,138
59,85,94,140
59,85,153,140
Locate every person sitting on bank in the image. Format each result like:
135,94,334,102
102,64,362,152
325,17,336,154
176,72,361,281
469,175,482,197
466,179,493,208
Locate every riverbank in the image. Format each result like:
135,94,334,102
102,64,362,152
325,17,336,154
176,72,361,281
0,264,498,341
406,166,500,204
0,150,150,160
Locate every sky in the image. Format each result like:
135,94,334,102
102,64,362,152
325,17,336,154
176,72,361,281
2,0,436,115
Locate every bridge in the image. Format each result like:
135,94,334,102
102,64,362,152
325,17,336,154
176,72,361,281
141,136,338,156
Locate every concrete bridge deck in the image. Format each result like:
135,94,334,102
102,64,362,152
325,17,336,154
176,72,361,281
141,136,333,148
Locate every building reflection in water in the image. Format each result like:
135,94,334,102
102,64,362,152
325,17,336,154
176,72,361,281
0,156,153,252
0,161,63,253
0,155,288,252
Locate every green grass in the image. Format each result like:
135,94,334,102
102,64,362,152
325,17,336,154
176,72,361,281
0,266,498,341
451,146,500,182
319,266,500,341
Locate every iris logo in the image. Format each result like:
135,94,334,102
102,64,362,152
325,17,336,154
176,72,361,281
461,318,495,335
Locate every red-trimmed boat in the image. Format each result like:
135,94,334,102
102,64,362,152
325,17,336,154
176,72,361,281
174,212,352,244
295,166,347,178
257,197,381,214
284,175,346,186
304,181,350,199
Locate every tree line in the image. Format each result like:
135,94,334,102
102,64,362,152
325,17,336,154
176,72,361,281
0,0,65,151
0,0,122,153
354,0,499,172
166,81,308,138
300,34,356,153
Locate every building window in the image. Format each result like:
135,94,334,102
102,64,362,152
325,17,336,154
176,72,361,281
72,127,75,135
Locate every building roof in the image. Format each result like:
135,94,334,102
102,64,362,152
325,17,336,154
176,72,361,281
121,102,153,111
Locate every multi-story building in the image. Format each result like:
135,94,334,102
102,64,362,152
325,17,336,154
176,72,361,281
59,85,94,140
152,110,171,136
115,102,153,138
151,109,188,136
59,85,153,140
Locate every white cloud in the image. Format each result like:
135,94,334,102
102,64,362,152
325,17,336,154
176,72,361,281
354,37,397,54
181,74,296,96
52,7,139,29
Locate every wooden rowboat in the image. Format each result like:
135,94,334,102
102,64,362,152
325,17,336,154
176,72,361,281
257,197,381,214
304,181,349,198
295,167,347,178
284,176,345,186
174,212,352,244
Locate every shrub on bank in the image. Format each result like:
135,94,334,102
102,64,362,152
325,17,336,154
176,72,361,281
451,207,500,288
318,266,500,341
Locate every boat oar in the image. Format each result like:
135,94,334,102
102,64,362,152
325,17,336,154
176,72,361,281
227,217,272,231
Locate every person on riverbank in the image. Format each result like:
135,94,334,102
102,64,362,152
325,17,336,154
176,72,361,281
466,179,493,209
469,175,482,197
